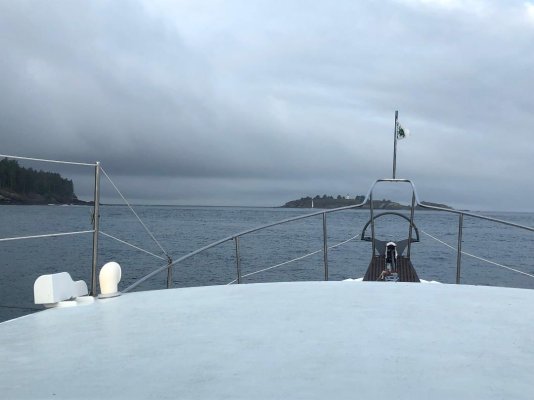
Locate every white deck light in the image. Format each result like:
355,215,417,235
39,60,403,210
99,262,122,298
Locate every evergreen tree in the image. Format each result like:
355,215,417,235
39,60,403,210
0,158,75,203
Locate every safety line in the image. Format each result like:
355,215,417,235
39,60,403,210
329,234,360,249
100,167,170,259
0,154,96,166
100,231,166,261
421,229,534,279
226,234,360,284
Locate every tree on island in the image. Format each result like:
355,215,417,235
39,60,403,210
282,193,449,210
0,158,81,204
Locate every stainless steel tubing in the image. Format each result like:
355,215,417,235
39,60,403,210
407,192,416,258
166,257,173,289
370,192,376,256
456,214,464,284
90,161,101,297
323,213,329,281
235,236,242,284
125,178,533,292
392,110,398,179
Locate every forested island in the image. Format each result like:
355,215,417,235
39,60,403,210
282,195,452,210
0,158,91,205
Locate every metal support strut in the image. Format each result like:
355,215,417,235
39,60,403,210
235,237,242,284
392,110,399,179
407,192,416,258
456,214,464,284
323,213,329,281
166,256,173,289
370,191,376,256
90,161,101,296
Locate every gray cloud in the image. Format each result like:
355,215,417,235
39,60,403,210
1,1,533,210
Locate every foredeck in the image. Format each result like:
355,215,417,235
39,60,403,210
363,255,420,282
1,281,533,399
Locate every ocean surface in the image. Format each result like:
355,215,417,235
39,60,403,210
1,205,533,322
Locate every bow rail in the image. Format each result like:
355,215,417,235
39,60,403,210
124,178,534,292
1,154,533,296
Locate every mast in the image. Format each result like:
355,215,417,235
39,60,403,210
392,110,398,179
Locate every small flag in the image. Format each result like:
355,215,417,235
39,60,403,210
396,122,409,140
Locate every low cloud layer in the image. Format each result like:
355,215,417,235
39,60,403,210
1,1,533,210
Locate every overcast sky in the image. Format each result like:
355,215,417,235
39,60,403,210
1,0,533,210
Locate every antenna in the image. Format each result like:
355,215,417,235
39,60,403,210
392,110,398,179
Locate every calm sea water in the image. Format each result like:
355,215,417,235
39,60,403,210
1,205,533,322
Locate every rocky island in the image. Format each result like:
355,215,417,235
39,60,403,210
0,158,92,205
282,194,451,210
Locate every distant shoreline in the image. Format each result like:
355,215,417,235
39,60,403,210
3,202,532,213
281,195,453,210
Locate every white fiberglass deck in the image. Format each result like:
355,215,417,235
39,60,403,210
1,281,533,399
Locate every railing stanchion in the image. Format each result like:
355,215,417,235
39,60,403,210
235,237,242,284
370,192,376,256
392,110,399,179
323,213,329,281
407,192,416,258
166,257,173,289
90,161,101,296
456,214,464,284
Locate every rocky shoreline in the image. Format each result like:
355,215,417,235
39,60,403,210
0,188,93,206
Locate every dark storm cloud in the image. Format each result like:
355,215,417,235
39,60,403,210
1,1,533,209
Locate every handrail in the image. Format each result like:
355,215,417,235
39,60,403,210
122,178,387,291
373,178,534,233
359,211,420,242
124,191,374,292
123,203,371,292
124,177,534,292
417,202,534,232
3,152,533,296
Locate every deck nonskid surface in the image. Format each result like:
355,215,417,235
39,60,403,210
1,281,533,399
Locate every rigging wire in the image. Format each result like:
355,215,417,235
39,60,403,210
100,167,171,260
0,230,94,242
226,234,361,284
421,229,534,279
100,231,166,261
227,249,324,285
329,234,360,249
0,154,95,166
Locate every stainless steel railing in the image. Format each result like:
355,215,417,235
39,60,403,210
2,155,532,294
416,197,534,283
0,155,173,296
124,178,534,292
123,201,368,292
0,154,102,295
